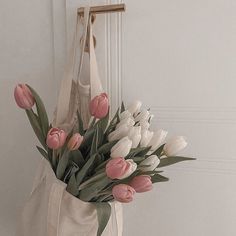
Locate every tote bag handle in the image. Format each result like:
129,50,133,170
55,7,104,127
54,7,90,126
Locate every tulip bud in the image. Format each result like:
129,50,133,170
110,137,132,158
139,155,160,172
148,129,168,151
140,130,154,147
89,93,109,119
108,124,131,142
106,157,137,180
134,110,150,123
128,126,141,148
46,127,67,149
120,110,132,120
14,84,35,109
127,100,142,115
116,117,135,129
67,133,83,151
129,175,153,193
112,184,135,203
164,136,187,156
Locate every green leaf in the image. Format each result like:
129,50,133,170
80,127,95,149
67,174,79,196
151,144,165,157
36,146,50,162
69,149,85,168
90,126,99,156
76,153,97,186
93,202,111,236
151,173,169,183
98,140,118,154
79,176,112,202
105,108,120,135
56,150,70,179
76,110,84,135
121,102,125,113
27,85,49,137
158,156,196,168
132,156,145,163
126,146,151,158
26,109,46,149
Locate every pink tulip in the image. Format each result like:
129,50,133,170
89,93,109,119
129,175,153,193
106,157,137,180
67,133,84,150
46,127,67,149
112,184,135,203
14,84,35,109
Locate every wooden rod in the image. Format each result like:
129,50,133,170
78,3,126,16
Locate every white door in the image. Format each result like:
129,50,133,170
65,1,236,236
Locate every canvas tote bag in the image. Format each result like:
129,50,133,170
17,7,123,236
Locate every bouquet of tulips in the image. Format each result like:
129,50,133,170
14,84,194,231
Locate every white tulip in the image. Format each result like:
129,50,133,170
139,155,160,172
140,130,154,147
139,120,150,131
108,124,131,141
118,159,137,179
120,110,132,120
110,137,132,158
116,117,135,129
164,136,187,156
134,110,150,123
128,126,141,148
127,100,142,115
148,129,168,151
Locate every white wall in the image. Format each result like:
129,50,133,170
0,0,65,235
1,0,236,235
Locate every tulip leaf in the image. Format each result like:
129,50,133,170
80,127,95,149
69,149,85,168
105,108,120,135
56,149,70,180
36,146,50,162
126,146,151,158
158,156,196,168
90,127,99,156
76,110,84,135
151,173,169,183
93,202,111,236
67,173,79,196
79,176,112,201
121,101,125,113
98,140,118,154
27,85,49,137
132,156,146,163
26,109,46,149
151,144,165,157
138,146,152,156
76,153,97,186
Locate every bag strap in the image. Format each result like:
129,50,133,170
89,17,103,98
54,7,90,126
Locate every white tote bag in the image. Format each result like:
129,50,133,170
17,7,123,236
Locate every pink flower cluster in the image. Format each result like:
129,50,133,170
106,157,153,203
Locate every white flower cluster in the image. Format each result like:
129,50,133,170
109,101,188,171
